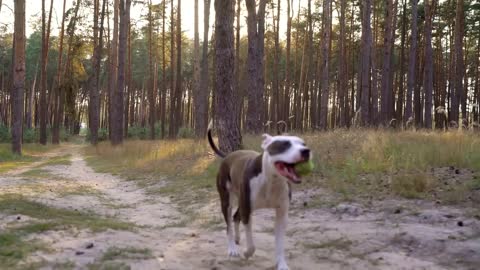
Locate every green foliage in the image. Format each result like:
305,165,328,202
127,125,148,140
0,124,10,142
22,129,37,143
177,126,194,139
86,128,109,142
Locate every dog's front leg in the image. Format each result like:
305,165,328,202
244,219,256,258
275,207,289,270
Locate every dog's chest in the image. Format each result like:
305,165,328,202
249,174,289,209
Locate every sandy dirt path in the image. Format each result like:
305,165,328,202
1,144,479,270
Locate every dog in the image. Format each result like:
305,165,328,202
207,124,311,270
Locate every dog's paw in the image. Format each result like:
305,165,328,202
244,246,256,259
228,245,240,257
276,261,289,270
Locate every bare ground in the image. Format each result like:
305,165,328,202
1,144,479,270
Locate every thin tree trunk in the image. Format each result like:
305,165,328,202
319,0,331,130
423,0,435,129
109,0,119,139
193,0,201,137
12,0,26,154
168,0,175,138
405,0,418,124
453,0,464,124
396,0,407,123
359,0,372,125
161,0,167,138
148,0,155,139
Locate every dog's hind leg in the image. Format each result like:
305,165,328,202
226,193,240,257
243,219,256,259
233,209,241,244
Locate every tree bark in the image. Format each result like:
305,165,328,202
405,0,418,124
214,0,242,152
39,0,53,145
148,0,155,139
380,0,394,125
12,0,26,154
423,0,435,129
452,0,464,124
109,0,119,139
111,0,130,145
245,0,267,134
193,0,201,137
52,0,67,144
319,0,331,130
359,0,372,126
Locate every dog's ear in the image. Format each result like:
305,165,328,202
261,134,273,150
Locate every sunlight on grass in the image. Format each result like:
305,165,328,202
85,131,480,204
0,144,59,173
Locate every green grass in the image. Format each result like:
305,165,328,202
37,154,72,167
0,144,58,173
0,194,134,232
87,246,153,270
0,194,136,268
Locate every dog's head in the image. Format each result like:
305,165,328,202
261,134,311,184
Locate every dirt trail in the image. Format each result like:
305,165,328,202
1,144,479,270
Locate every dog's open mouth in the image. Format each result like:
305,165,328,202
274,162,303,184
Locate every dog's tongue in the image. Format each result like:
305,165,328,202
275,163,301,183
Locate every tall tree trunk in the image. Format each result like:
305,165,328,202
196,0,211,138
359,0,372,126
272,0,280,126
423,0,435,129
109,0,119,139
235,0,242,129
52,0,67,144
168,0,175,138
111,0,130,145
396,0,407,123
214,0,242,152
12,0,26,154
453,0,464,124
148,0,155,139
174,0,182,136
284,0,292,125
193,0,201,137
380,0,394,125
161,0,167,138
338,0,347,127
405,0,418,124
319,0,331,130
245,0,267,134
39,0,53,145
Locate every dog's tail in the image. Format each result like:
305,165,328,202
207,120,226,158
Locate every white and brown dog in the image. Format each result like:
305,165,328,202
208,125,311,270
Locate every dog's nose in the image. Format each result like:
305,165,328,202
301,149,310,159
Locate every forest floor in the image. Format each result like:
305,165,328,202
1,132,480,270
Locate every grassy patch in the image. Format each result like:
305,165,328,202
85,140,220,224
0,230,45,269
0,194,134,232
87,246,153,270
251,130,480,202
37,154,72,167
84,131,480,207
0,144,58,173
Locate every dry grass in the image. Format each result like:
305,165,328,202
85,131,480,204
